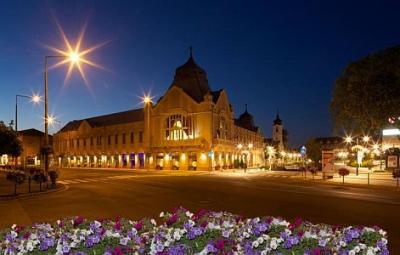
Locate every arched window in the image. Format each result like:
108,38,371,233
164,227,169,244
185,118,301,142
165,114,193,140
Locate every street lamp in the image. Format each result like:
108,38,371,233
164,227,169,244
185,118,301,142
42,22,105,173
15,93,41,132
44,54,82,172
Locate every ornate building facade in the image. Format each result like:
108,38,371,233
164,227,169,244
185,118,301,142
53,52,265,170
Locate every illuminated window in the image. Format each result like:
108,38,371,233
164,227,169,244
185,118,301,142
122,133,126,144
165,114,193,140
218,118,228,139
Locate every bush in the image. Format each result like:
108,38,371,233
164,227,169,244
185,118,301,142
0,207,388,254
338,168,350,176
338,168,350,183
6,170,25,185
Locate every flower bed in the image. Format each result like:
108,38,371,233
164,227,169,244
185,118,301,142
0,207,388,254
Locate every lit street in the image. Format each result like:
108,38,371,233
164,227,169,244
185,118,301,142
0,168,399,252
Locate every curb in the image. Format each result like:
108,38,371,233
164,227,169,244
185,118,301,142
0,183,68,201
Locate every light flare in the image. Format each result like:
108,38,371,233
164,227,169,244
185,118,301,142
44,20,108,89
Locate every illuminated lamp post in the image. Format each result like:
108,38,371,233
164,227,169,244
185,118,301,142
14,93,41,168
42,22,106,173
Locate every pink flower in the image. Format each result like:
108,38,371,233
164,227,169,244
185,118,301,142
312,247,321,255
114,221,121,231
134,221,143,231
73,216,84,227
201,221,208,228
166,214,178,226
23,232,31,239
113,246,123,255
215,239,225,250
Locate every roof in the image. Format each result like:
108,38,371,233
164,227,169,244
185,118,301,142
17,128,48,137
235,104,258,132
170,52,212,103
58,108,144,133
273,113,282,125
211,90,222,103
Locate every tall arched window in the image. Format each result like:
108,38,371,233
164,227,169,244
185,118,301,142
165,114,193,140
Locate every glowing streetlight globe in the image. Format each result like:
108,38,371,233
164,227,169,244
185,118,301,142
47,115,56,126
31,94,41,104
68,51,81,63
363,136,370,142
345,136,353,143
143,96,151,104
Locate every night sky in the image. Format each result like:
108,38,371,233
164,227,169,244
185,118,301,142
1,0,399,146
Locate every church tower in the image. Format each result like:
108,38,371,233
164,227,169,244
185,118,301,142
272,111,284,151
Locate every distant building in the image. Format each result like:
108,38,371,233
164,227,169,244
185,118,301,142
265,112,285,151
53,51,265,170
272,112,284,151
0,128,52,168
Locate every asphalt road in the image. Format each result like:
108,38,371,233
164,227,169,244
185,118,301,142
0,168,399,252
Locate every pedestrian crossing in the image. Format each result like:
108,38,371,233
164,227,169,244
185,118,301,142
58,175,137,185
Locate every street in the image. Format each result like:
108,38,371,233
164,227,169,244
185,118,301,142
0,168,399,252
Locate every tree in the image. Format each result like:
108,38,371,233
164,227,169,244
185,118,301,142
305,138,322,165
330,45,400,134
0,121,22,158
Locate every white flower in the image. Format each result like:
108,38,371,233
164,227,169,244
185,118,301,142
185,211,193,218
349,250,355,255
257,237,264,244
159,212,165,217
26,241,34,252
188,220,195,227
252,240,259,248
151,219,157,226
173,231,181,241
354,246,360,253
381,238,388,245
340,240,347,247
94,220,102,228
379,229,387,236
270,238,278,250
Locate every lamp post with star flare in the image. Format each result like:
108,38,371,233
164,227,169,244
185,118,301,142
42,22,106,173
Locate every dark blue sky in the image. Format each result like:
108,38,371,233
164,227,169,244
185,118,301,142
1,0,399,146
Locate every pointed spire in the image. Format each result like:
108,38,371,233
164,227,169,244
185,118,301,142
189,46,193,58
274,108,282,125
245,104,248,113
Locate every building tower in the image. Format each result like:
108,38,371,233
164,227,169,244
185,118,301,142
272,110,284,151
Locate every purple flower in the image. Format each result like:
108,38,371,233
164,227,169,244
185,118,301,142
168,244,187,255
62,244,70,254
85,237,94,248
222,229,230,238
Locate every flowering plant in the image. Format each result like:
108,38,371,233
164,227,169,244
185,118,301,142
0,207,388,254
